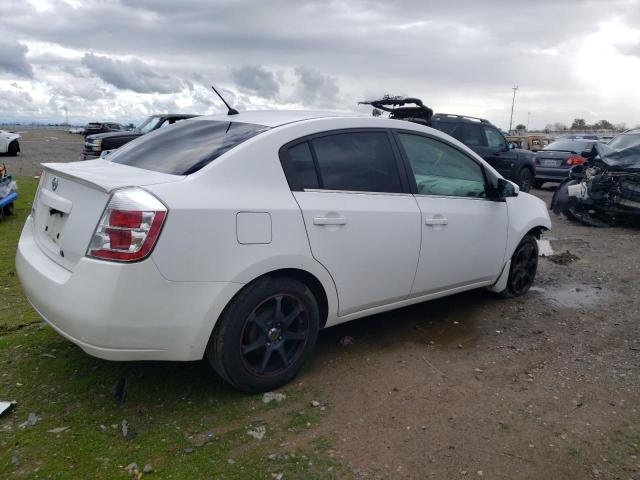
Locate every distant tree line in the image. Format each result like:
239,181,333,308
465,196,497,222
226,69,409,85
538,119,630,134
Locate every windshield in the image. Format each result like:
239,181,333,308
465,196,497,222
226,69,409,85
544,139,595,152
608,133,640,150
136,116,164,134
109,119,270,175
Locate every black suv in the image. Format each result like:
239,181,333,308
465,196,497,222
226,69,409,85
360,97,536,192
81,114,198,160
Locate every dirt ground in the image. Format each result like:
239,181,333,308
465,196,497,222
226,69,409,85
4,131,640,479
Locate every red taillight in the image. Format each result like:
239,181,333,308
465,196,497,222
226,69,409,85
87,188,167,262
566,156,586,166
109,210,142,228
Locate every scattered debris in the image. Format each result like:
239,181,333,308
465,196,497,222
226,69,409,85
113,377,128,406
267,453,278,461
11,455,20,466
271,474,283,480
19,412,40,428
48,426,70,433
247,425,267,441
122,419,137,440
339,335,355,347
548,250,579,265
0,400,16,417
125,463,138,476
310,400,321,408
536,239,555,257
227,458,236,464
262,392,287,404
183,447,194,454
40,353,56,359
143,464,153,474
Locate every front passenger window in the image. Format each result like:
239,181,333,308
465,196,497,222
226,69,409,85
397,133,486,198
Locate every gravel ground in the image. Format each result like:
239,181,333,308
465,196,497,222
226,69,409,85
0,129,84,177
4,131,640,479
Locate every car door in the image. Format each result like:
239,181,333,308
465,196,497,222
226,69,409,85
482,126,516,177
394,131,508,296
280,130,422,316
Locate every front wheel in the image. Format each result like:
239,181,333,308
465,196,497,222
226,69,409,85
7,140,19,156
206,277,320,393
517,168,533,192
499,234,539,298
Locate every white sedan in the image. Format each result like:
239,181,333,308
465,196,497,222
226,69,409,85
0,130,20,155
16,111,551,392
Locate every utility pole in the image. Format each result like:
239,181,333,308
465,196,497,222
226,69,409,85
508,85,518,133
527,111,531,131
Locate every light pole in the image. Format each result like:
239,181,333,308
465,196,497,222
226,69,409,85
527,111,531,131
508,85,518,133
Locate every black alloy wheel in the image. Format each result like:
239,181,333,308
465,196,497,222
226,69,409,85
500,235,539,298
207,277,320,393
240,294,309,376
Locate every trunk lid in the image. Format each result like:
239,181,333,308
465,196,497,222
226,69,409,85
33,159,182,271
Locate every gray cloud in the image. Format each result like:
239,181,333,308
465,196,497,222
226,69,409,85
292,67,340,107
231,65,279,98
81,53,183,93
0,40,33,78
0,0,639,126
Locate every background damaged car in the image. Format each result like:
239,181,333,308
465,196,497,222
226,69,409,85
551,142,640,227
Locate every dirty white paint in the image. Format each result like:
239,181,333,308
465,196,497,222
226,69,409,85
537,239,554,257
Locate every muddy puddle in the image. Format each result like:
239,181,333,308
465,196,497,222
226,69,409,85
530,284,608,308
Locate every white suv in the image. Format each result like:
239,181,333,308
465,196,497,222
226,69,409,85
16,111,551,393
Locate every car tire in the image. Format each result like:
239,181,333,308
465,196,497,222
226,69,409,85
206,276,320,393
533,180,545,189
7,140,19,156
499,234,538,298
517,168,533,192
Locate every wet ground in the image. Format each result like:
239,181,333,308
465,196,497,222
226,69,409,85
5,133,640,478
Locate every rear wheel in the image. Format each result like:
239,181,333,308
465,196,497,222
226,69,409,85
7,140,19,156
517,168,533,192
499,234,538,298
206,277,320,393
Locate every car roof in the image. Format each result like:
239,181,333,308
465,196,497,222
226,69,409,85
198,110,367,128
432,113,493,126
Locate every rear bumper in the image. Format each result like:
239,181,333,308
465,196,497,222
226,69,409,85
16,216,243,361
535,167,570,183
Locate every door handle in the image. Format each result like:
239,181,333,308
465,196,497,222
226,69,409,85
425,217,448,226
313,216,347,226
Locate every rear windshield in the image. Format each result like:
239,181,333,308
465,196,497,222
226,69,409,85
109,119,269,175
608,133,640,150
544,139,595,152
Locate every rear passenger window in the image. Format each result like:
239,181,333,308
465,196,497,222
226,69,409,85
311,132,402,193
456,124,486,147
287,142,319,189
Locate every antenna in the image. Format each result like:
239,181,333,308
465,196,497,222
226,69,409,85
211,86,239,115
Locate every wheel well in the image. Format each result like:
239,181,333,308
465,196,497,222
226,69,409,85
526,226,547,239
259,268,329,328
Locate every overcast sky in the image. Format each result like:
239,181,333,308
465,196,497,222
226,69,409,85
1,0,639,129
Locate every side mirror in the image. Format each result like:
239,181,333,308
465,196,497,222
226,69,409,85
508,142,516,150
496,178,519,198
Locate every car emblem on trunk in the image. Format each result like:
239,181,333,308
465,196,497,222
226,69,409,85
51,177,58,191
